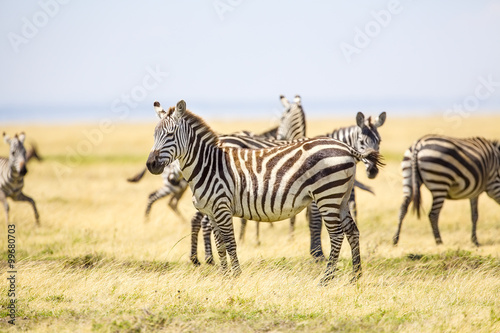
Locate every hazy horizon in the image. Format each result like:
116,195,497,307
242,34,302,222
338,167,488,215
1,1,500,124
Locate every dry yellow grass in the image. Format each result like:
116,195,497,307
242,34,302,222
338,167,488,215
1,115,500,332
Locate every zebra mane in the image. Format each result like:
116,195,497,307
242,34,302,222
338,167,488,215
177,107,219,145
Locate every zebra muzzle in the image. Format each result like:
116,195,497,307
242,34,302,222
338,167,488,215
146,150,163,175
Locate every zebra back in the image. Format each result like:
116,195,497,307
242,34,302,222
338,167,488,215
404,135,500,217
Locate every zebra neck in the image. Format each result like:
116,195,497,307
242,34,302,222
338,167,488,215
177,143,225,185
329,126,357,147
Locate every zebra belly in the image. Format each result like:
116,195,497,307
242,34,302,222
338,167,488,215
232,196,312,222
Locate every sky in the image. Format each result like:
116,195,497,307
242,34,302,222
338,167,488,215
1,1,500,123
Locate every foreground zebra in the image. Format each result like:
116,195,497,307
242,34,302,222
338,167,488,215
1,133,39,225
127,160,188,221
146,100,382,283
393,135,500,246
128,95,304,223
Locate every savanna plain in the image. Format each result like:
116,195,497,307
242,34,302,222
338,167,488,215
1,115,500,332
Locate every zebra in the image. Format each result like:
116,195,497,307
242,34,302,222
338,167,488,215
393,135,500,246
1,132,39,225
128,95,304,224
146,100,382,284
307,112,386,259
127,160,189,221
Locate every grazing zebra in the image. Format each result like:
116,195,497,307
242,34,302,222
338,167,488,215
1,133,39,225
146,100,382,284
393,135,500,246
127,160,188,221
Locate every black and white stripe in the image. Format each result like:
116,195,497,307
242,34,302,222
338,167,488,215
393,135,500,246
147,100,382,283
1,132,39,225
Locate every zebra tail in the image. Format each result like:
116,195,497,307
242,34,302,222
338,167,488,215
127,168,147,183
354,180,374,194
410,143,422,219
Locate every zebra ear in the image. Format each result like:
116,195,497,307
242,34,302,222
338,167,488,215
356,112,366,128
3,132,10,144
174,100,186,120
294,95,302,106
374,112,386,128
18,132,25,143
154,101,167,119
280,95,290,108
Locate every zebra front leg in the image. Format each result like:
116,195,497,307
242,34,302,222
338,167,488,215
201,214,214,264
470,197,480,246
145,189,168,223
307,202,325,261
209,217,234,276
393,194,412,245
190,211,203,266
429,194,446,245
17,192,39,225
216,214,241,277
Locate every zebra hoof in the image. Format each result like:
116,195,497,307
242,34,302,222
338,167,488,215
318,274,334,287
190,256,201,266
392,235,399,246
205,256,215,265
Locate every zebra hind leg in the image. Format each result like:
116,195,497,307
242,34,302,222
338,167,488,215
307,202,325,261
393,194,412,245
239,219,247,243
348,188,357,222
144,189,169,223
319,216,344,286
429,194,446,245
190,212,203,266
0,192,9,225
288,216,295,241
17,192,39,225
469,197,480,246
201,215,214,264
340,208,361,282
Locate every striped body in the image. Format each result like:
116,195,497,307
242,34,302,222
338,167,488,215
393,135,500,246
147,100,382,283
1,133,39,225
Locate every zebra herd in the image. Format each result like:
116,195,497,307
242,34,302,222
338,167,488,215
2,96,500,283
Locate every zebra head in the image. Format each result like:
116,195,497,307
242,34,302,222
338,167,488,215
3,132,28,176
354,111,386,179
276,95,306,140
146,100,187,175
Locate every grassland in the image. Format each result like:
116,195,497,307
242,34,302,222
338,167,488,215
1,115,500,332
